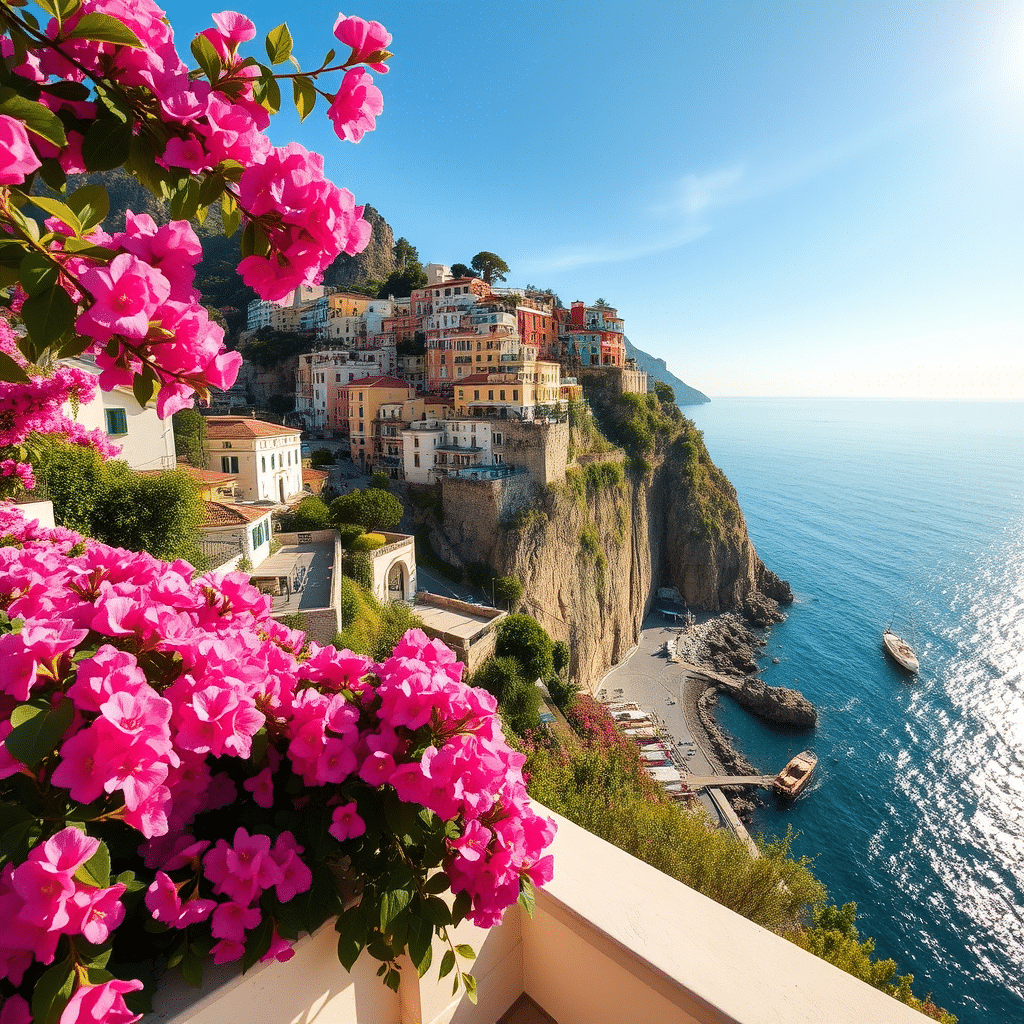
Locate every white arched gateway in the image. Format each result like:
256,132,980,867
368,533,417,604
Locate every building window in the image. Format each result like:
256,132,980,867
474,390,480,400
513,390,519,400
104,408,128,436
271,455,275,469
500,390,505,401
222,440,232,449
221,456,239,474
414,454,420,468
262,456,266,472
488,390,494,400
493,432,503,445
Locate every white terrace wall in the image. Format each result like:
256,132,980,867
148,809,925,1024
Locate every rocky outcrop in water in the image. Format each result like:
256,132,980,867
727,677,818,728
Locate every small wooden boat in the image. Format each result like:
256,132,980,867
883,628,919,673
774,750,817,799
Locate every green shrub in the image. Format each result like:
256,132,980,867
290,495,331,531
368,472,390,491
30,437,206,566
552,640,570,674
346,552,374,589
492,575,523,610
336,522,366,548
350,532,386,552
336,577,424,661
472,656,543,737
496,614,554,681
309,447,335,468
331,488,403,532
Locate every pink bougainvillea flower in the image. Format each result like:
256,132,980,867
332,14,391,72
210,900,260,943
0,114,41,184
76,253,172,341
0,994,31,1024
65,882,127,945
327,67,383,143
58,977,143,1024
328,802,365,843
260,924,294,963
210,938,245,964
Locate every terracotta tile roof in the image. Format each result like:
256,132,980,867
204,416,301,440
302,468,328,482
202,501,270,527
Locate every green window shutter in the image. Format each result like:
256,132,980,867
104,408,128,435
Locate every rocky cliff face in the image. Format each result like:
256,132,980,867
323,205,396,288
435,433,790,688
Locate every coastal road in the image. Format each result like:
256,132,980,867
598,613,724,822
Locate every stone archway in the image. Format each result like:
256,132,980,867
387,560,407,600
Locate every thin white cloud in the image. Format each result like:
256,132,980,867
652,164,747,219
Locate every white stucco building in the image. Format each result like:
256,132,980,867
66,359,176,471
402,418,503,484
202,416,302,504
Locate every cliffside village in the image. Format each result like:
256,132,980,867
240,262,648,485
50,264,649,662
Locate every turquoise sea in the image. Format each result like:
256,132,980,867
685,397,1024,1024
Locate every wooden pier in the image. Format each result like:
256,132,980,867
684,775,777,790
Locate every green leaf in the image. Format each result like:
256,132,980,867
421,895,451,927
66,185,109,233
438,949,455,979
21,284,76,356
24,194,81,234
454,944,477,960
380,885,413,931
462,972,478,1005
38,80,90,102
0,92,67,148
407,915,432,978
82,116,133,172
169,178,202,221
5,697,74,767
292,76,316,121
384,968,401,993
0,351,31,384
64,11,142,47
517,876,536,918
190,33,222,82
20,251,60,295
37,157,66,192
32,960,76,1024
423,871,450,896
180,948,204,987
451,890,471,926
241,916,273,973
220,193,240,238
265,23,293,65
133,371,156,409
75,840,110,888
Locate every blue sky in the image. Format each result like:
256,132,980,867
160,1,1024,398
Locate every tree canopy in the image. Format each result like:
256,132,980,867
330,487,404,532
470,251,510,285
450,262,476,279
495,614,555,681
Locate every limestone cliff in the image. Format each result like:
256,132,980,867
434,422,790,688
